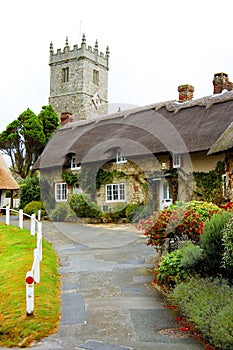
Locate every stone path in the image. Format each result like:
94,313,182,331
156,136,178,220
1,220,204,350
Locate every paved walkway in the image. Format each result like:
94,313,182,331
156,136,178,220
1,219,204,350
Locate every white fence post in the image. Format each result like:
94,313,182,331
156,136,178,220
6,206,10,225
37,227,42,262
26,271,34,316
37,210,41,222
30,214,35,236
19,209,23,229
33,248,40,283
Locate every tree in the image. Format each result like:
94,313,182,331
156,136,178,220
38,105,60,143
0,106,60,178
19,175,41,209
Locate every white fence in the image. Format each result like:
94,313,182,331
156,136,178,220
1,206,42,316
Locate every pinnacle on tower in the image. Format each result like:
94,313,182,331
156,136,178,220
50,41,54,52
95,39,98,50
65,36,69,47
81,33,86,46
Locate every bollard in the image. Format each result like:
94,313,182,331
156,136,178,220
26,271,34,316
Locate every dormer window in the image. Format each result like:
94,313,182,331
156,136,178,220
116,150,127,164
71,156,81,170
173,154,181,168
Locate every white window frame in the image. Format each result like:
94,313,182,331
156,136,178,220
173,154,181,168
71,155,81,170
116,150,127,164
105,183,126,202
55,183,67,202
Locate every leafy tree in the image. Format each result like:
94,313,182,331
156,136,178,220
0,106,60,178
38,105,60,143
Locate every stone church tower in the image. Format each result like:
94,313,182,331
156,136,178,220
49,34,110,122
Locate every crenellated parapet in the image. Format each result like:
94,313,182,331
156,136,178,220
49,34,110,69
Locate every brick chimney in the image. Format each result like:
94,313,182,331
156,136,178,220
213,72,233,94
178,84,194,102
61,112,73,125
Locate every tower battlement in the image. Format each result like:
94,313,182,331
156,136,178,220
49,34,110,69
49,34,110,121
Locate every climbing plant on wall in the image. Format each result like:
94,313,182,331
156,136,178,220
193,161,225,204
62,171,79,187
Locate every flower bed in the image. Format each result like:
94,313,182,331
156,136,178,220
137,201,221,253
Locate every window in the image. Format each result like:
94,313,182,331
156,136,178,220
106,183,126,202
93,70,99,85
173,154,181,168
116,150,127,164
71,156,81,170
62,67,69,83
55,183,67,201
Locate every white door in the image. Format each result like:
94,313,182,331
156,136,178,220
160,180,173,209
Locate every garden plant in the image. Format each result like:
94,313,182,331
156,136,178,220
139,201,233,349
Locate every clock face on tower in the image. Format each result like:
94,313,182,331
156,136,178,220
92,93,101,109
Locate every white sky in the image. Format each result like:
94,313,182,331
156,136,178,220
1,0,233,132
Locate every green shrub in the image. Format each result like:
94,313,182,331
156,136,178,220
187,200,222,220
125,203,144,222
19,176,40,209
23,201,45,216
157,242,203,288
110,202,127,219
200,211,233,276
50,202,69,221
69,193,101,218
222,217,233,278
169,277,233,350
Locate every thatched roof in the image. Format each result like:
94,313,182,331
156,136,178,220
208,122,233,155
35,91,233,170
0,154,19,190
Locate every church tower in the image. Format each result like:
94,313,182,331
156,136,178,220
49,34,110,122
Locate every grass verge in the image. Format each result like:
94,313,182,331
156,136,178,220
0,222,60,348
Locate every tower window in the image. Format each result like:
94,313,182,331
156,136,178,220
93,70,99,85
62,67,69,83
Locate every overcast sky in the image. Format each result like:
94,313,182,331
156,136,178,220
1,0,233,132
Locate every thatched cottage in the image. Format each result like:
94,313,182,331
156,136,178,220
0,153,19,208
34,72,233,213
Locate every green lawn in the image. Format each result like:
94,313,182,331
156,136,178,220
0,222,60,348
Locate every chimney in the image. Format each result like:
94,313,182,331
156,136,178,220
213,72,233,94
178,84,194,102
61,112,73,125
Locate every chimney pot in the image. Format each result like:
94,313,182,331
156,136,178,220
212,72,233,94
178,84,194,102
61,112,73,125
